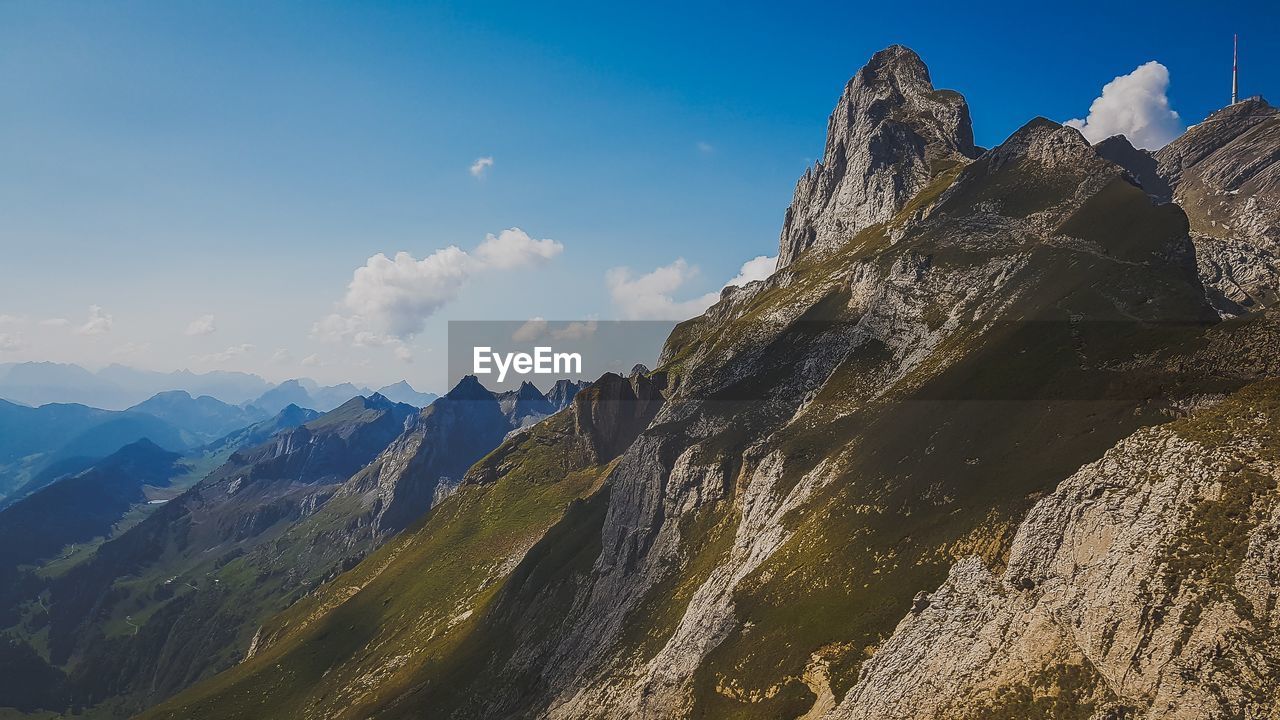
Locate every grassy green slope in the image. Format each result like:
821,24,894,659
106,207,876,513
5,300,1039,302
141,411,613,720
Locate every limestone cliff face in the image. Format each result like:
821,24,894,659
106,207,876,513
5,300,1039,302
829,378,1280,719
337,376,514,536
1157,99,1280,314
777,45,978,268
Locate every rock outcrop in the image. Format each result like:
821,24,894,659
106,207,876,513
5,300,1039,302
829,380,1280,719
1157,98,1280,314
777,44,979,267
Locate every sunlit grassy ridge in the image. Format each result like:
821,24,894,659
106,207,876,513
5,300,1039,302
141,412,613,720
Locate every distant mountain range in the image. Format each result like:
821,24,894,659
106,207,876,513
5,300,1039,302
0,374,584,715
0,362,272,410
0,361,441,413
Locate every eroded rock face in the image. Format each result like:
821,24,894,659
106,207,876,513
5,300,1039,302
1157,99,1280,314
829,383,1280,719
777,45,979,268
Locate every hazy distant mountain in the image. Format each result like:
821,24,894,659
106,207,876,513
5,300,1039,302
249,379,375,414
0,399,194,504
128,390,269,442
98,364,272,406
0,362,131,409
375,380,439,407
309,382,374,411
0,362,273,409
248,379,314,415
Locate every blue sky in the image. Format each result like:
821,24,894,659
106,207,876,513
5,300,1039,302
1,0,1276,392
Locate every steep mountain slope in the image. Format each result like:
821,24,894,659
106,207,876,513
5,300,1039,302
20,395,415,714
827,371,1280,719
197,404,321,458
145,47,1280,720
0,440,183,584
0,377,566,717
143,371,664,720
1156,98,1280,314
0,405,321,715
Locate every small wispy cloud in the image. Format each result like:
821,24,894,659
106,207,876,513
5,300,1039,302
512,317,548,343
40,318,70,328
270,348,293,363
194,343,254,365
607,254,777,321
0,333,27,352
74,305,113,336
606,259,720,321
724,255,776,289
470,156,494,177
184,314,217,337
697,141,714,155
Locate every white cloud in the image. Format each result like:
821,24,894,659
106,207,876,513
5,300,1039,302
0,314,24,326
0,333,26,352
270,348,293,363
1065,61,1183,150
606,259,721,321
472,228,564,270
470,156,494,177
40,318,70,328
697,141,714,154
723,255,776,289
194,343,254,365
608,254,778,321
394,345,413,363
74,305,113,336
184,314,217,336
512,317,548,343
552,319,598,340
320,228,563,342
301,353,323,367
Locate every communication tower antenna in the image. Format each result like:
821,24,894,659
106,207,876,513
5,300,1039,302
1232,34,1239,105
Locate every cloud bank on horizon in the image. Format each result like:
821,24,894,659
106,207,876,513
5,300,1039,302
1066,61,1184,150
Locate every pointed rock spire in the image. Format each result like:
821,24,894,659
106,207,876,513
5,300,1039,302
777,45,979,267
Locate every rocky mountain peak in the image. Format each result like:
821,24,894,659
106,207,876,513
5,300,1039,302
1155,97,1279,242
444,374,493,401
1093,134,1173,201
777,45,979,267
985,117,1099,171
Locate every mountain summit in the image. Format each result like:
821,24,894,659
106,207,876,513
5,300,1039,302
777,44,979,267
